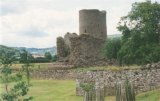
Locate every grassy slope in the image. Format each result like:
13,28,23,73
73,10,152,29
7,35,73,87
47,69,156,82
1,80,160,101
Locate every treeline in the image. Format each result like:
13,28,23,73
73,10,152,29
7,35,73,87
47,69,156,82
104,1,160,65
19,50,57,63
0,48,57,63
0,48,32,100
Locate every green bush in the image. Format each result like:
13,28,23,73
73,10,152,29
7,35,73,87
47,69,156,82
30,57,50,63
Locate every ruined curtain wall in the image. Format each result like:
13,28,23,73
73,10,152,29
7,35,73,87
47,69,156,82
69,34,105,66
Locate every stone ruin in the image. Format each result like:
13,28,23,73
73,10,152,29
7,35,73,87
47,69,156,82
56,9,107,67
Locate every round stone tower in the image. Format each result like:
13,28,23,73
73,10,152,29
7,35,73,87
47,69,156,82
79,9,107,40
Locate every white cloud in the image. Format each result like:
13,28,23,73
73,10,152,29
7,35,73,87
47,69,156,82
0,5,78,47
20,26,48,38
0,0,158,48
0,0,26,15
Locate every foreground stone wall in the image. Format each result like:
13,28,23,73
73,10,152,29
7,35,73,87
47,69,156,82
76,68,160,96
30,68,160,95
30,62,160,96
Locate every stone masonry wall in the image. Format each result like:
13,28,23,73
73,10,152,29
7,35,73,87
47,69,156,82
79,9,107,40
76,68,160,96
30,62,160,96
64,32,78,49
69,34,106,66
56,37,67,58
31,69,77,80
30,68,160,95
56,9,107,67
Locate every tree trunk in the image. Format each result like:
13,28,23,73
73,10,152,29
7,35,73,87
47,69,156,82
5,84,8,93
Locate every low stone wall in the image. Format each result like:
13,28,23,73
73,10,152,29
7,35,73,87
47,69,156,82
31,69,77,80
30,68,160,96
76,68,160,96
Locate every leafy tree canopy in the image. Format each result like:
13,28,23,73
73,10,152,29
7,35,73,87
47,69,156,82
117,1,160,65
44,52,52,61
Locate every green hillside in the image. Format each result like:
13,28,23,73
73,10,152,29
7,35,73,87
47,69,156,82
0,45,20,57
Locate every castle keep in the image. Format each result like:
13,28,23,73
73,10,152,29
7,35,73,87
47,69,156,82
79,9,107,40
57,9,107,66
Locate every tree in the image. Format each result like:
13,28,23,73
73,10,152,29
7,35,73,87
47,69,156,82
20,50,33,63
20,50,33,85
0,51,14,93
104,38,121,60
0,51,32,101
44,52,52,61
52,55,58,62
117,1,160,65
80,83,95,101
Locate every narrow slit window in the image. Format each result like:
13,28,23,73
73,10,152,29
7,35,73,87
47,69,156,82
84,29,87,33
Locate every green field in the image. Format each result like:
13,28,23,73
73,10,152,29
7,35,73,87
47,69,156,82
1,79,160,101
1,63,159,101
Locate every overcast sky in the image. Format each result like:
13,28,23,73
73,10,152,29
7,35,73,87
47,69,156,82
0,0,158,48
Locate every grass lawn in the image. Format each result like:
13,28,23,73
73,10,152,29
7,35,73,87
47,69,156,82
136,89,160,101
28,80,82,101
1,79,160,101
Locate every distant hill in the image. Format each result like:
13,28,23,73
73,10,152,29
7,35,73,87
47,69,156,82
13,47,57,56
0,45,57,56
0,45,20,56
0,45,18,52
